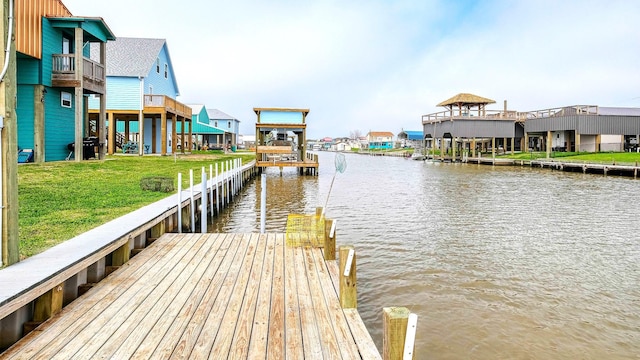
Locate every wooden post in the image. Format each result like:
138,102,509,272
383,307,411,360
324,219,336,260
1,0,19,265
339,245,357,308
33,283,65,322
73,27,84,162
112,241,130,267
33,85,45,162
150,221,165,243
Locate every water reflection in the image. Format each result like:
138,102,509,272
210,152,640,359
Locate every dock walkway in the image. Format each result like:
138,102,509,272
1,233,380,359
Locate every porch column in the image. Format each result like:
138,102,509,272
73,27,84,162
546,130,552,158
108,112,115,154
161,112,167,155
511,137,515,155
188,118,193,152
439,137,444,160
595,134,601,152
99,43,107,159
491,137,496,158
471,138,476,158
451,137,456,161
151,116,157,153
34,85,45,162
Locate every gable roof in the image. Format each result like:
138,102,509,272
188,104,205,116
400,130,423,140
102,37,180,95
208,109,238,121
368,131,394,138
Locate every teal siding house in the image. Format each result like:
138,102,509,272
88,37,191,155
16,2,115,162
186,105,225,150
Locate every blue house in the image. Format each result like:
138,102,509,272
208,108,240,148
397,130,424,147
186,105,225,150
16,0,116,162
88,37,191,155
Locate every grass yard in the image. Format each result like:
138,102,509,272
17,152,255,259
497,151,640,164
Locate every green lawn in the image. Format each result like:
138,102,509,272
497,151,640,164
17,152,255,259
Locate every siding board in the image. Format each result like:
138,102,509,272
16,0,71,59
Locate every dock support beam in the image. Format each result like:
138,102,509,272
339,245,357,309
383,307,413,360
324,219,336,260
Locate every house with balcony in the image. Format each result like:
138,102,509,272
208,108,240,149
88,37,191,155
15,0,116,162
366,131,394,150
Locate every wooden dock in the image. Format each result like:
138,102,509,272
1,233,380,359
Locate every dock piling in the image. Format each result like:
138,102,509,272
339,245,357,309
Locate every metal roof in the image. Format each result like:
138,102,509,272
598,107,640,116
400,130,423,140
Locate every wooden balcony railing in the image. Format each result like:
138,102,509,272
52,54,106,93
144,95,192,118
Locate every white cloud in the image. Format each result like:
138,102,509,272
64,0,640,138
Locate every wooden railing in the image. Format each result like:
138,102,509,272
51,54,106,91
422,109,525,123
524,105,599,119
143,95,191,117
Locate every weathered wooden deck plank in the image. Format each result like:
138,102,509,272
2,233,186,360
245,233,274,358
187,234,251,359
66,233,211,359
163,234,244,359
265,233,285,359
112,232,226,359
229,233,268,359
313,250,368,359
2,233,381,360
294,246,324,358
284,242,303,359
130,232,229,359
304,248,342,359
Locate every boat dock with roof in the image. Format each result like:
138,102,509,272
254,107,319,175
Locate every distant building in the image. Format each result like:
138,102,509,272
397,130,424,148
208,109,240,148
366,131,394,149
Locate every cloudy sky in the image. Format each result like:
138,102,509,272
63,0,639,139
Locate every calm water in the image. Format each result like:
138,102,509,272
210,152,640,359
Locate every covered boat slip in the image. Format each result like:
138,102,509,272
1,233,380,359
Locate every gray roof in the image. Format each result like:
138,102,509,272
104,37,166,77
598,107,640,116
207,109,238,121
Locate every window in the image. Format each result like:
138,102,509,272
164,64,168,79
228,121,231,128
61,92,72,108
156,58,160,73
215,121,218,127
149,85,153,94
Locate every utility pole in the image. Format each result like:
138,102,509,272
1,0,19,266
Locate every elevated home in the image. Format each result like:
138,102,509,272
208,108,240,149
16,0,116,162
88,37,191,155
422,93,524,159
254,107,318,175
187,105,225,150
397,130,424,148
366,131,394,150
524,106,640,154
